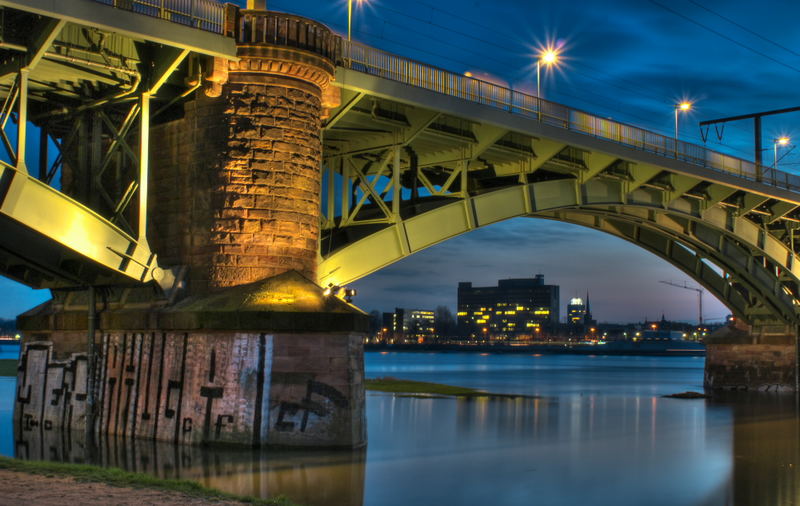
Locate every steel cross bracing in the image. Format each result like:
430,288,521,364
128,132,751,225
320,43,800,327
0,1,230,290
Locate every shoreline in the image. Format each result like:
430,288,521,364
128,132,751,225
0,457,292,505
365,342,706,357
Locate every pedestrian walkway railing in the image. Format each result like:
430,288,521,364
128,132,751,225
340,39,800,194
92,0,225,34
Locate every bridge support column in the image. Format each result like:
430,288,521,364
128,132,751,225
704,320,797,392
17,10,367,448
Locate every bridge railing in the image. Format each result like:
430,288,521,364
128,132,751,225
91,0,225,34
340,40,800,194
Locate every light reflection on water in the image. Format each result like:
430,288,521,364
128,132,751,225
1,351,799,505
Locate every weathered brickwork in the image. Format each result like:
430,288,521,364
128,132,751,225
150,95,228,292
209,75,324,288
704,321,798,391
705,343,796,392
16,330,366,447
150,61,329,294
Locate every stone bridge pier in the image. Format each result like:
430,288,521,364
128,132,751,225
705,321,799,392
15,6,367,448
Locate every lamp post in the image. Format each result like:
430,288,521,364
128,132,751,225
674,101,692,156
536,48,559,99
347,0,363,42
774,136,790,170
536,48,559,121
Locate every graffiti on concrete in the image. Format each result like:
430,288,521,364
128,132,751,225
15,333,271,446
14,332,362,447
274,379,348,432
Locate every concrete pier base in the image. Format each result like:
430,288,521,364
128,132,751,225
16,272,367,448
704,321,797,392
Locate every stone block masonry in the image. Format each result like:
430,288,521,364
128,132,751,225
705,344,796,392
150,37,334,296
16,331,364,447
704,321,798,392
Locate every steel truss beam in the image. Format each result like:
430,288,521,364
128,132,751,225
545,208,794,325
320,175,800,325
0,9,202,289
321,73,800,326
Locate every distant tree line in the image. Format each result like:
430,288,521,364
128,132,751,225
434,306,457,338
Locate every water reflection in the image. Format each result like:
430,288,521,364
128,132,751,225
713,393,800,506
365,391,729,506
5,354,800,505
14,424,365,506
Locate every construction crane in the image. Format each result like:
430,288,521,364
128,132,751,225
659,281,703,326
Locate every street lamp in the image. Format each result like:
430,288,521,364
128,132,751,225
674,101,692,156
674,101,692,140
536,48,559,99
774,136,790,170
348,0,364,42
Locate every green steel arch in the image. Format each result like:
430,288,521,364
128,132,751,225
320,43,800,327
319,181,799,326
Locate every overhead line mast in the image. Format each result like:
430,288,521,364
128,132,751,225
699,105,800,178
659,281,704,326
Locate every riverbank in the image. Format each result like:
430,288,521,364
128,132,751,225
366,377,536,399
0,457,292,505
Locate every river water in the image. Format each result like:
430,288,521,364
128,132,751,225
1,350,799,505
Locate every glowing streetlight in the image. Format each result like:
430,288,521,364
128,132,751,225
536,48,560,99
774,136,791,170
674,101,692,141
347,0,364,42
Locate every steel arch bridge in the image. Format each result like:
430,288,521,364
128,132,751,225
319,42,800,328
1,1,799,330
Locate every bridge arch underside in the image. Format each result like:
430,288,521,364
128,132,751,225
320,76,800,329
320,184,800,327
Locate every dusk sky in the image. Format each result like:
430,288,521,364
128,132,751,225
3,0,800,323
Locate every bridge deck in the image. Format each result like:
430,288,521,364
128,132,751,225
0,0,236,58
337,40,800,198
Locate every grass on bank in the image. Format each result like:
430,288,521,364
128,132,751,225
0,359,16,376
663,391,710,399
0,456,294,505
365,377,534,399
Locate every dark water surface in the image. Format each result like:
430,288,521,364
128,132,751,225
2,351,799,505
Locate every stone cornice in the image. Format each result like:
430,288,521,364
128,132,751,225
231,45,335,91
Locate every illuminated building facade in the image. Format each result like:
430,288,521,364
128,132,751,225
457,275,559,339
568,297,587,324
384,308,436,343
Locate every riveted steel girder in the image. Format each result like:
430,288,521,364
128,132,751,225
0,2,227,289
321,65,800,326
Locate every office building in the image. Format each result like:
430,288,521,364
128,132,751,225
457,274,559,339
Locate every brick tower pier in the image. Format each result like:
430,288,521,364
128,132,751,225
15,4,367,448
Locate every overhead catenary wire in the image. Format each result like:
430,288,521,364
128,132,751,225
686,0,800,59
334,17,763,157
274,1,795,162
333,0,757,137
649,0,800,74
